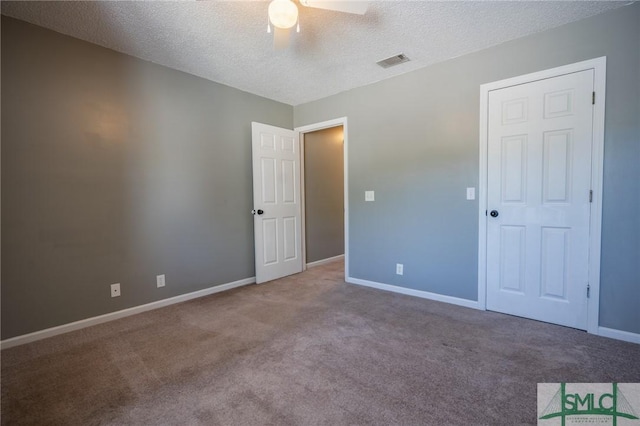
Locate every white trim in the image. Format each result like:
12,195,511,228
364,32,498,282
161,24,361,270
295,117,348,134
300,132,308,270
597,327,640,345
306,254,344,268
478,57,606,336
479,57,606,93
478,84,489,311
586,58,606,335
295,117,349,279
346,279,637,345
1,277,255,350
347,277,480,310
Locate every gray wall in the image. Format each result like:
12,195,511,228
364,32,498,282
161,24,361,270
1,17,293,339
304,126,344,263
294,4,640,334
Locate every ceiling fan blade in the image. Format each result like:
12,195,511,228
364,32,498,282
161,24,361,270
273,26,291,50
299,1,368,15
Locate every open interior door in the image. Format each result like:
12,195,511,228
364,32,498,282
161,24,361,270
251,122,303,284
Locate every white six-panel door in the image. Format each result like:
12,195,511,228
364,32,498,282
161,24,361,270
251,122,302,284
486,70,594,330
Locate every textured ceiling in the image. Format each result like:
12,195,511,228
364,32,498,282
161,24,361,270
1,1,629,106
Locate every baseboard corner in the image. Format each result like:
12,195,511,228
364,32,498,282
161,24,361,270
597,326,640,344
306,254,344,268
346,276,480,310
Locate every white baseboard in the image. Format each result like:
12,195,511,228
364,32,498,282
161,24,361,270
6,274,636,349
346,277,480,310
346,278,640,345
597,327,640,344
1,276,255,350
306,254,345,268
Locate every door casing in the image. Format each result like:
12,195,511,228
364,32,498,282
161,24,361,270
295,117,349,279
478,57,606,335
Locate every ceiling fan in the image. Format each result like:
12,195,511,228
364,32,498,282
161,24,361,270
267,0,369,49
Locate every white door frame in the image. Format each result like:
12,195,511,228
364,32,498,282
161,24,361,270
295,117,349,278
478,57,606,335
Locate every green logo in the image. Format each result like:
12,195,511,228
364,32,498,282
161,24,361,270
539,383,639,425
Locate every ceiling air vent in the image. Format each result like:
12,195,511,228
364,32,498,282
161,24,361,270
376,53,410,69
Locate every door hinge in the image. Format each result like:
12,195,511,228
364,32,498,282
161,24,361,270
592,92,595,105
485,210,488,216
589,190,593,203
587,283,590,298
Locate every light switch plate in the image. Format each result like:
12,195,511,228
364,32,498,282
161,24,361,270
466,187,475,200
365,190,375,202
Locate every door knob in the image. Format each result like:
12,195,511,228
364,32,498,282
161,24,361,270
251,209,264,215
490,210,499,218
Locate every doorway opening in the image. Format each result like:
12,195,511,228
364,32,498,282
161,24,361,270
296,118,349,278
302,126,344,268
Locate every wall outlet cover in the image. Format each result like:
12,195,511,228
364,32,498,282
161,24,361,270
110,283,121,298
157,274,166,288
396,263,404,275
365,190,375,201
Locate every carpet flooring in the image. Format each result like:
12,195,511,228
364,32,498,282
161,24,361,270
2,260,639,425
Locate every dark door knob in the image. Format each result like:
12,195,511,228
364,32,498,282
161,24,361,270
252,209,264,215
490,210,499,218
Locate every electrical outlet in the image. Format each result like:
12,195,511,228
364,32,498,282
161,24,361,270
365,190,375,202
396,263,404,275
157,274,166,288
111,283,121,298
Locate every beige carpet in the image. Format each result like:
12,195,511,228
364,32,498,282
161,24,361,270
2,261,639,425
